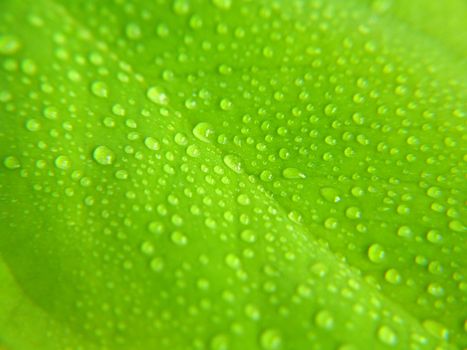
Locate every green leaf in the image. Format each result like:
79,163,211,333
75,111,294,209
1,0,466,349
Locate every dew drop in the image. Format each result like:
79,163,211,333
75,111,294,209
212,0,232,10
320,187,341,203
223,154,243,174
315,310,334,330
367,244,385,263
240,229,256,243
422,320,449,340
260,170,273,182
125,22,142,40
345,206,362,219
149,257,164,272
192,122,215,143
210,334,229,350
25,118,40,131
225,253,241,269
259,329,282,350
0,35,21,54
144,137,160,151
282,167,306,179
187,144,201,157
54,155,71,170
384,268,401,284
3,156,21,169
91,81,108,98
171,231,188,246
377,325,397,346
147,86,169,105
93,145,115,165
220,98,232,111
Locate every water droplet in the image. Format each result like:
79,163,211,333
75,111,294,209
210,334,229,350
260,329,282,350
225,254,241,269
141,241,155,255
125,22,142,40
315,310,334,330
449,220,464,232
320,187,341,203
0,35,21,54
115,169,128,180
397,225,412,238
427,282,444,297
367,244,385,263
55,155,71,170
91,81,108,98
422,320,449,340
240,229,256,243
192,122,215,143
25,119,40,132
93,145,115,165
426,186,442,199
43,106,58,120
3,156,21,169
282,168,306,179
186,144,200,157
171,231,187,246
220,98,232,111
144,137,160,151
384,268,401,284
324,217,338,230
260,170,273,182
149,257,164,272
212,0,232,10
237,194,250,206
377,325,398,346
147,86,169,105
245,304,260,320
148,221,164,235
426,230,442,244
345,206,362,219
223,154,243,174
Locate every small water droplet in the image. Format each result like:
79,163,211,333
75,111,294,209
93,145,115,165
91,81,108,98
125,22,142,40
377,325,398,346
384,268,401,284
220,98,232,111
25,118,40,132
3,156,21,169
147,86,169,105
192,122,215,143
144,137,160,151
223,154,243,174
282,167,306,179
320,187,341,203
315,310,334,330
55,155,71,170
171,231,187,246
259,329,282,350
345,206,362,219
0,35,21,54
367,244,385,263
149,257,164,272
